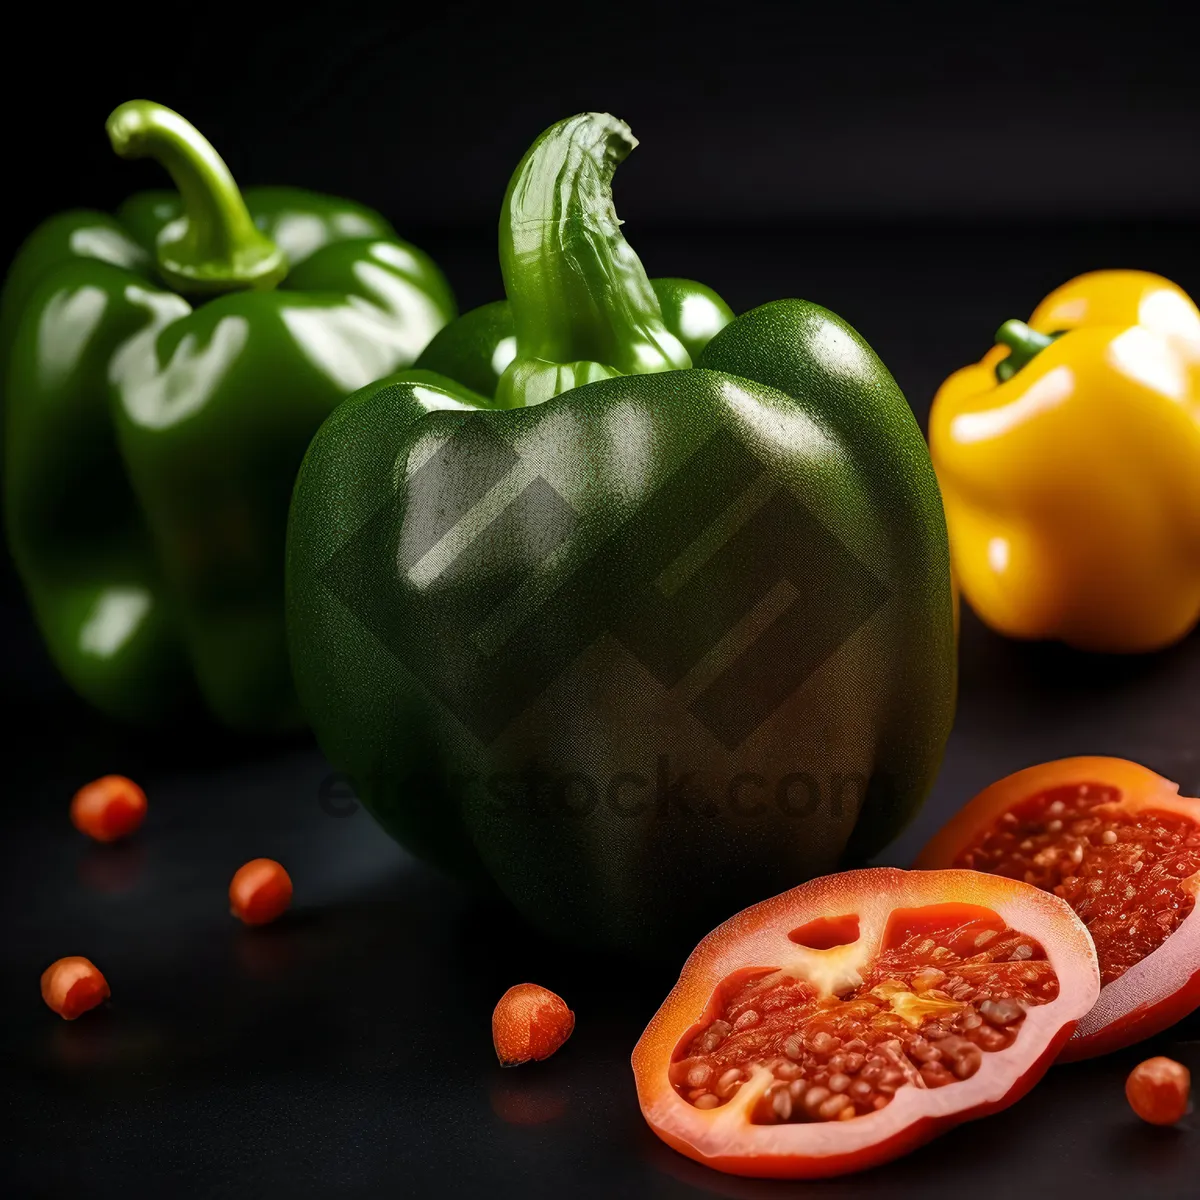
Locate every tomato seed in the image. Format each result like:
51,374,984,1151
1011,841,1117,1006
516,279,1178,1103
716,1068,743,1098
980,998,1024,1026
970,1024,1009,1051
950,1044,983,1079
819,1094,851,1119
809,1031,841,1055
912,968,948,991
679,915,1058,1125
908,1039,941,1063
952,783,1200,986
921,1062,954,1087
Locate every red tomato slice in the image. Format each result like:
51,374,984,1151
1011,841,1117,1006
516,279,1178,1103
917,757,1200,1061
633,867,1098,1179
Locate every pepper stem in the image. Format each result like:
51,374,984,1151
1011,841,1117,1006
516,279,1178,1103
994,319,1057,382
106,100,286,294
496,113,690,408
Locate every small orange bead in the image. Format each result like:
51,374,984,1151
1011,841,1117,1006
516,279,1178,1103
1126,1056,1191,1125
70,775,147,842
492,983,575,1067
41,956,110,1020
229,858,293,926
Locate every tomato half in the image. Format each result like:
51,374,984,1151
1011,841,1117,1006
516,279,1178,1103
632,867,1098,1179
917,757,1200,1061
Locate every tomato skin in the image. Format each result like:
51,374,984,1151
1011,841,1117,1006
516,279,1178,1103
916,757,1200,1061
642,1041,1073,1181
41,956,110,1020
632,867,1099,1179
492,984,575,1067
1125,1056,1191,1125
1057,968,1200,1064
70,775,147,842
229,859,293,926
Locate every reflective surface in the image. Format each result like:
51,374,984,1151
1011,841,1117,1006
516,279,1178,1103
4,223,1200,1199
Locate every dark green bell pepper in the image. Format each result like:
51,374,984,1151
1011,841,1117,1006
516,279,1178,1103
286,113,955,953
2,100,455,729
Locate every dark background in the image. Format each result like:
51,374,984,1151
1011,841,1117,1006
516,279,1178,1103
6,0,1200,241
3,2,1199,1196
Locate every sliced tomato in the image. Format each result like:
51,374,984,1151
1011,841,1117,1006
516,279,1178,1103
632,867,1098,1179
917,757,1200,1061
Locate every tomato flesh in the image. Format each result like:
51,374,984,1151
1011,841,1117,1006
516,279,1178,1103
917,759,1200,1061
671,911,1058,1122
634,868,1099,1179
953,783,1200,987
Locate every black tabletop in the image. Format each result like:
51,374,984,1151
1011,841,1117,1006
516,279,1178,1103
3,225,1198,1199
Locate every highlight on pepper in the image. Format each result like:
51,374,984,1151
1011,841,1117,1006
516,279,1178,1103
229,858,293,926
70,775,147,843
286,112,955,957
41,956,110,1020
929,269,1200,653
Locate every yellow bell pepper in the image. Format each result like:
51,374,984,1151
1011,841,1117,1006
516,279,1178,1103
930,270,1200,653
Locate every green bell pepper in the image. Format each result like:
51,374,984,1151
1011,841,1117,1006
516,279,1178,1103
287,113,955,952
2,100,455,729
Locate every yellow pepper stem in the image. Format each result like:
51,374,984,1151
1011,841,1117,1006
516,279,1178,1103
995,319,1057,383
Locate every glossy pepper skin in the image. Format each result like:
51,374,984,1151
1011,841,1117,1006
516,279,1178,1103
287,114,955,954
2,101,454,728
416,278,735,402
414,116,734,400
931,270,1200,654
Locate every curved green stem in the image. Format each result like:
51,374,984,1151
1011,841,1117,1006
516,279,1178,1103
496,113,690,408
994,319,1058,382
106,100,286,295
